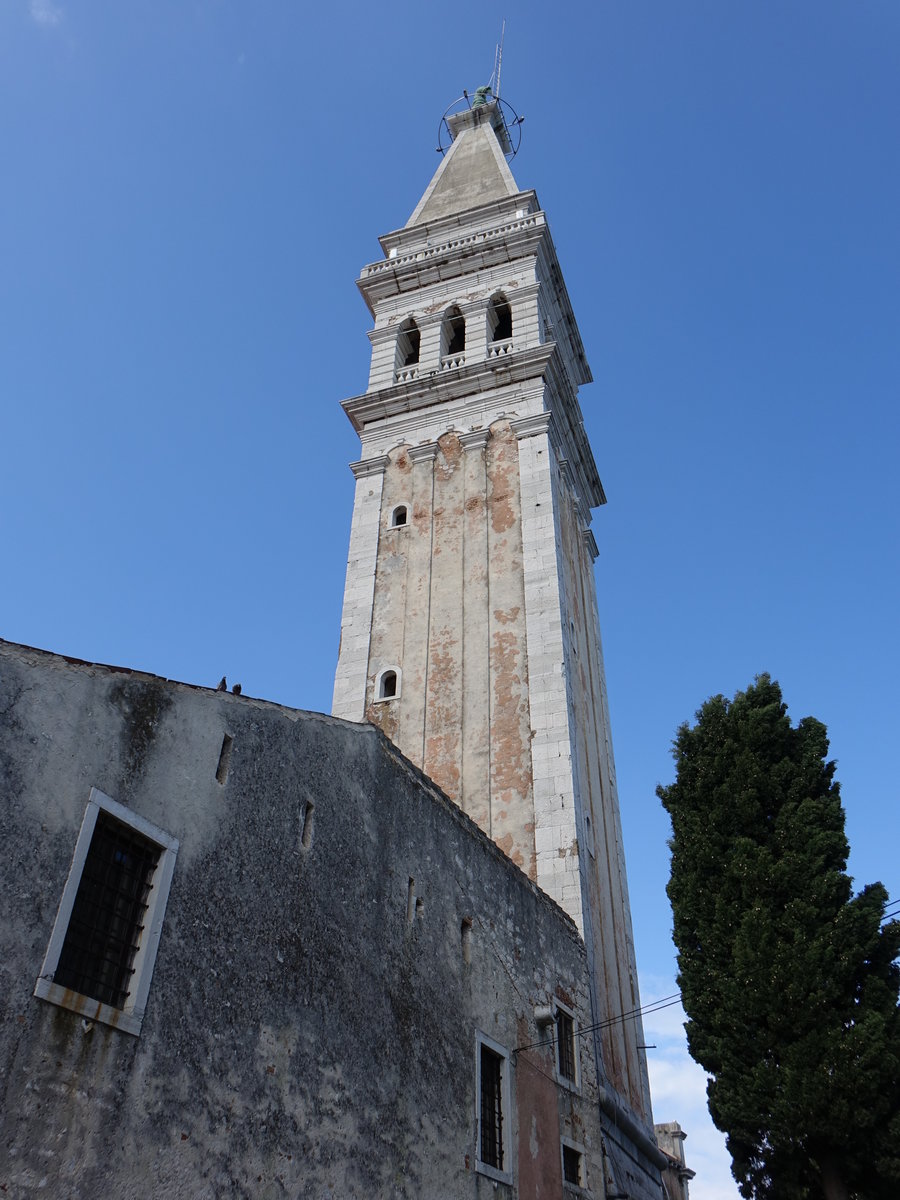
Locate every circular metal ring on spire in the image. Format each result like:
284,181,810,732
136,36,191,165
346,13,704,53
436,93,524,161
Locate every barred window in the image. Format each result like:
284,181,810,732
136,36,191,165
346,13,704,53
562,1143,583,1186
480,1044,504,1169
35,788,178,1036
556,1007,577,1083
54,812,161,1009
476,1033,511,1182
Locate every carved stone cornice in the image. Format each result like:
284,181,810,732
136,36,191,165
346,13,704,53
349,455,391,479
342,343,556,433
510,412,551,441
407,441,439,464
458,428,491,451
358,207,547,312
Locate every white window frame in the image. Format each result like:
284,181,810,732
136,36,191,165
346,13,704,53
475,1030,513,1185
561,1135,588,1192
554,998,581,1091
388,503,410,529
34,787,179,1037
374,666,401,703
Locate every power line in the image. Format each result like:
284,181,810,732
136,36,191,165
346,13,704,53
514,993,682,1056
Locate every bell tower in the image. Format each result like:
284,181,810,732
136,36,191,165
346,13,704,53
333,97,654,1131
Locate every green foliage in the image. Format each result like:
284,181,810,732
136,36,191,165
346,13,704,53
658,675,900,1199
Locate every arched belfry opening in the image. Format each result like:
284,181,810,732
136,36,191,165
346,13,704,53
487,293,512,349
441,306,466,366
396,318,420,379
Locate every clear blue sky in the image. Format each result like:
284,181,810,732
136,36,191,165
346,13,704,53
3,4,898,1195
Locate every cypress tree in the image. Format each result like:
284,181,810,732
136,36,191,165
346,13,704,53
658,675,900,1199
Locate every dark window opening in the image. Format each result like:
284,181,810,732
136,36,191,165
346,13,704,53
442,307,466,356
480,1044,504,1170
488,295,513,342
397,318,420,367
563,1145,582,1186
54,812,160,1009
556,1009,576,1082
379,670,398,700
390,505,408,528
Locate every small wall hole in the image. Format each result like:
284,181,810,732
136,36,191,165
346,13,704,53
461,917,473,964
406,877,416,924
301,801,315,849
215,734,234,785
415,896,425,920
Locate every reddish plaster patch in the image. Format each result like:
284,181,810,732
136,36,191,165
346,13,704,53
494,831,524,870
488,423,518,534
365,701,398,742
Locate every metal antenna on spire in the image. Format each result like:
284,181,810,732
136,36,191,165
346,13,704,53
494,19,506,101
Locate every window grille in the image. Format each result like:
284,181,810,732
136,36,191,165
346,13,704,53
562,1144,582,1185
480,1044,504,1170
556,1008,577,1082
54,811,161,1009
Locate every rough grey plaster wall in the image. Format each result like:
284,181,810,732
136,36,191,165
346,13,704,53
0,642,666,1200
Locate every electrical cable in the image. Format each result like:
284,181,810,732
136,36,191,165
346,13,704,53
514,993,682,1055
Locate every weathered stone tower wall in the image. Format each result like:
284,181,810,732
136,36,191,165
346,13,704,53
333,102,653,1125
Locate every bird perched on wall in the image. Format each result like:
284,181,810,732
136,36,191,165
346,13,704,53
232,683,242,695
216,677,227,691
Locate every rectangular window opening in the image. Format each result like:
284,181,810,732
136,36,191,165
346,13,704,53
53,811,160,1009
35,788,178,1036
556,1007,577,1084
480,1044,504,1171
562,1144,582,1186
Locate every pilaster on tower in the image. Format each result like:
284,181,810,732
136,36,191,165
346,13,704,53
332,94,655,1135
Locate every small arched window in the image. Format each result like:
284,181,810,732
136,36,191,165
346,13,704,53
377,669,399,701
488,294,513,344
390,505,408,528
396,318,420,369
441,306,466,360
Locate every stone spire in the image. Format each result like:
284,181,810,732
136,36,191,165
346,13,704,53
407,99,519,226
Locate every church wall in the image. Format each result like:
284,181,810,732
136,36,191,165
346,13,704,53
0,640,614,1200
